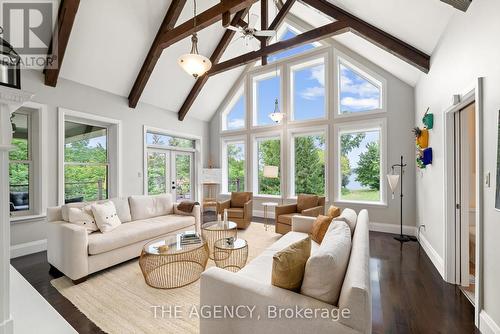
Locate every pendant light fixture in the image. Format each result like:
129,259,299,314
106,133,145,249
178,0,212,78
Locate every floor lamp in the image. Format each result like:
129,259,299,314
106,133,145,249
263,166,283,205
387,156,417,243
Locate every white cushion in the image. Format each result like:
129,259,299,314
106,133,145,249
334,208,357,233
301,220,352,305
61,202,87,222
87,215,195,255
108,198,132,223
91,201,122,233
67,205,99,234
128,194,173,220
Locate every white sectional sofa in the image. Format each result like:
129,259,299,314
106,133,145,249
200,209,371,334
47,194,200,283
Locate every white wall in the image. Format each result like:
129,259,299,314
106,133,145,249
10,70,210,253
415,0,500,329
209,41,416,229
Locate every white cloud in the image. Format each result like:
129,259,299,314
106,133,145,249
309,65,325,86
341,97,379,110
300,86,324,100
227,118,245,129
340,67,380,98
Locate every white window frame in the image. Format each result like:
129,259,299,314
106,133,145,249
58,108,122,205
288,125,329,199
288,53,329,123
333,118,387,207
221,135,247,194
251,131,283,198
220,83,246,133
250,67,283,129
10,102,48,222
143,126,202,201
334,50,387,119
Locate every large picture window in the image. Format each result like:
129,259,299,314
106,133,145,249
9,111,32,214
252,70,281,127
290,57,326,121
291,130,326,196
221,85,245,131
222,139,246,193
64,121,109,202
254,135,281,196
337,120,385,204
338,57,383,115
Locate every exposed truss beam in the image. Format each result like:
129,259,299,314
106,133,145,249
177,9,250,121
128,0,187,108
44,0,80,87
209,20,350,76
260,0,268,65
300,0,430,73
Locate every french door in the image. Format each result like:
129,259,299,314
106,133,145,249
147,149,194,201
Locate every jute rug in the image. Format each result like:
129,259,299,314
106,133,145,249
51,223,281,334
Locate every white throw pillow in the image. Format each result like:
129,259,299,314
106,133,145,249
128,194,173,220
61,202,87,222
91,201,122,233
301,220,351,305
334,208,357,233
68,206,99,234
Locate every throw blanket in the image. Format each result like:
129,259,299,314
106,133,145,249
177,201,199,213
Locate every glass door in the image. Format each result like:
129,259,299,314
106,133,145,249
172,151,193,201
147,149,194,201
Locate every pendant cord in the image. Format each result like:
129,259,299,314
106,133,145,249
193,0,197,32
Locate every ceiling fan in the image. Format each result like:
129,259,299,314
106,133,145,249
226,13,276,51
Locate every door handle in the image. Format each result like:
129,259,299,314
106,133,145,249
172,186,176,190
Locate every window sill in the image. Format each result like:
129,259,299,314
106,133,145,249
10,214,47,224
334,200,388,208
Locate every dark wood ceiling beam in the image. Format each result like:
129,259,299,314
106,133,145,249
44,0,80,87
178,9,250,121
208,20,350,76
300,0,430,73
158,0,259,49
128,0,187,108
260,0,268,65
268,0,295,31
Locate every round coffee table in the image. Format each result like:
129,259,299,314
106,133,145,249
139,234,208,289
213,238,248,272
201,221,238,259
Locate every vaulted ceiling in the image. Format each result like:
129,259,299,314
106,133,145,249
42,0,457,121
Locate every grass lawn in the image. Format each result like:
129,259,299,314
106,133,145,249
341,189,380,202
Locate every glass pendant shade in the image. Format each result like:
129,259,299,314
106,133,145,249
178,33,212,78
387,174,400,199
268,98,285,124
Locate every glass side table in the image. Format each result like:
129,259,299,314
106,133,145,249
213,238,248,272
201,221,238,259
261,202,279,231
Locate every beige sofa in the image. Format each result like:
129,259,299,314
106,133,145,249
200,209,371,334
47,194,200,284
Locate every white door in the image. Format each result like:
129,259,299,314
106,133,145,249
147,149,194,201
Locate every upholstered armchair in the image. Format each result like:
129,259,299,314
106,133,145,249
216,192,253,229
275,194,325,234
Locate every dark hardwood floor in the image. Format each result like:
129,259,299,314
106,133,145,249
11,219,478,334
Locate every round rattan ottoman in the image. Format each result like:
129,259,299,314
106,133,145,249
201,221,238,259
139,235,208,289
213,238,248,272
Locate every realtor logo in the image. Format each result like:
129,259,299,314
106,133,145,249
1,0,56,67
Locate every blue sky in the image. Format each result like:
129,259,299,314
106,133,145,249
339,63,381,114
268,29,315,63
226,94,245,130
344,130,379,190
293,63,325,120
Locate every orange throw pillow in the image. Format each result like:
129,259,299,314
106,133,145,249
327,205,341,219
311,215,333,243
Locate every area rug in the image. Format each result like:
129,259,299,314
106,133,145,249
51,223,280,334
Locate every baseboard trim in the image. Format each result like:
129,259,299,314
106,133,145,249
480,310,500,334
419,233,445,279
369,221,417,236
10,239,47,259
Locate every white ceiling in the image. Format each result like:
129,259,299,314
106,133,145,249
55,0,456,122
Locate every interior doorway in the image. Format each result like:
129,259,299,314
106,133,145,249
147,149,194,201
453,102,477,305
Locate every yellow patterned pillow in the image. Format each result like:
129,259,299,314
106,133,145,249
271,237,311,291
311,215,333,243
327,205,341,219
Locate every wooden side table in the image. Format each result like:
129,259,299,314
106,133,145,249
213,238,248,272
261,202,279,231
